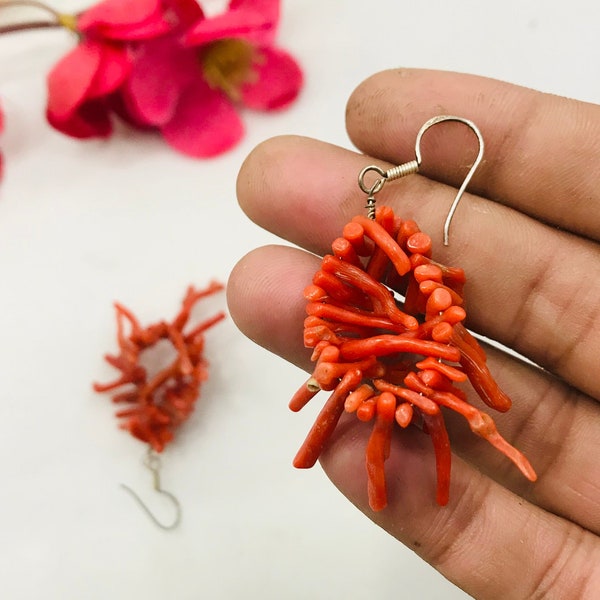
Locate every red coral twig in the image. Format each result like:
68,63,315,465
94,282,225,452
291,207,537,510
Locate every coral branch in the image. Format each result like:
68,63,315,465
94,283,224,452
340,335,461,362
352,215,411,275
293,369,362,468
366,392,396,510
452,323,512,411
422,411,452,506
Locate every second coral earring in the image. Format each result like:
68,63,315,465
94,282,225,528
289,116,537,511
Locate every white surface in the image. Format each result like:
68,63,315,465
0,1,598,599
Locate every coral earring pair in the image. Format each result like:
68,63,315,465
95,116,537,524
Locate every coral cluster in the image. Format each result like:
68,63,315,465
94,282,225,452
291,206,536,510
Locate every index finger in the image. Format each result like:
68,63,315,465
346,68,600,241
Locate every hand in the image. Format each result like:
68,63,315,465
227,68,600,599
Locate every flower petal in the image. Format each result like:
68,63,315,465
79,0,165,39
79,0,204,39
228,0,279,24
124,38,198,125
185,0,280,46
46,99,113,138
241,46,302,110
168,0,205,25
108,92,154,130
78,0,160,29
93,20,172,40
46,41,126,138
47,41,103,121
87,44,131,99
161,81,244,157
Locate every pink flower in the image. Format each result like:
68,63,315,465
46,0,302,157
123,0,303,157
46,0,203,138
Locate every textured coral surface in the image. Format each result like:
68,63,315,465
94,282,225,452
291,206,536,510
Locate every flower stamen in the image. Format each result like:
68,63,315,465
200,39,261,101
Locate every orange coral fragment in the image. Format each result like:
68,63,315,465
291,207,536,510
94,282,225,452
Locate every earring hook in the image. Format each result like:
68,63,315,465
357,115,485,245
120,448,182,530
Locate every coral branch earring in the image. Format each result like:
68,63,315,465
290,116,537,511
94,282,225,528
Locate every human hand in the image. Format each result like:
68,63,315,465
227,68,600,599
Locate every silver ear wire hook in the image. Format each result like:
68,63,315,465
120,448,181,530
357,115,484,245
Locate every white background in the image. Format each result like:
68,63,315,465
0,1,598,599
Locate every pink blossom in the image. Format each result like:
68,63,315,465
123,0,303,157
46,0,302,157
46,0,203,138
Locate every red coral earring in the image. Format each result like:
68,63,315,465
94,282,225,529
290,116,537,511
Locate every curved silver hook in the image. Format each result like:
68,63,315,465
121,449,181,531
357,115,484,245
415,115,484,245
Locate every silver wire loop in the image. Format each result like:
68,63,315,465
357,115,484,245
120,449,182,531
358,165,387,196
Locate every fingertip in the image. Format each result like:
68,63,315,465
235,134,312,224
226,244,318,367
227,245,283,343
236,135,281,219
226,249,255,334
235,134,369,253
